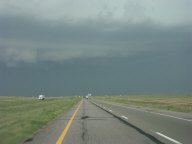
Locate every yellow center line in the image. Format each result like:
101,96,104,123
56,100,83,144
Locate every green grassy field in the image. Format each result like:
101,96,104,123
0,96,81,144
91,96,192,113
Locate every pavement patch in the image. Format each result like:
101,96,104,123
81,116,89,120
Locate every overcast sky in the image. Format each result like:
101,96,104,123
0,0,191,96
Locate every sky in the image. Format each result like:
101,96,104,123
0,0,191,96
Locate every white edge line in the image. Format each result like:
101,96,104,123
121,116,128,120
150,111,192,122
155,132,182,144
108,103,192,122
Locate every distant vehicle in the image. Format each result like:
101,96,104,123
38,95,45,100
85,93,92,99
85,96,89,99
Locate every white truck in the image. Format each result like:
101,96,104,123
38,95,45,100
85,93,92,99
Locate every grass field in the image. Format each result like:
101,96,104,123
0,96,81,144
91,96,192,113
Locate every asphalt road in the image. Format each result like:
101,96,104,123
24,99,192,144
91,99,192,144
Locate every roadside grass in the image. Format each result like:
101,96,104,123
91,96,192,113
0,96,81,144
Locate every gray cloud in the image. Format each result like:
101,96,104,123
0,0,191,95
0,48,191,96
0,14,191,66
0,0,191,25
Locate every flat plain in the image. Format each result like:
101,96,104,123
91,95,192,113
0,96,80,144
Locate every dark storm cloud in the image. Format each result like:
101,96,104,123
1,15,191,42
0,15,191,66
0,49,191,96
0,0,191,96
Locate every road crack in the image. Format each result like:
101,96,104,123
81,101,89,144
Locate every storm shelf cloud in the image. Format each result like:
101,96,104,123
0,0,191,95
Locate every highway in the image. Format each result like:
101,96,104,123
91,99,192,144
24,99,192,144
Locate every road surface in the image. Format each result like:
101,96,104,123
24,99,192,144
91,99,192,144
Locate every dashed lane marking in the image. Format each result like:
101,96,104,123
121,116,128,120
155,132,182,144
